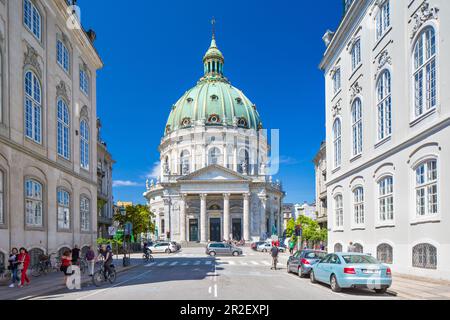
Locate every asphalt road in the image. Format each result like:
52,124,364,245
29,247,399,300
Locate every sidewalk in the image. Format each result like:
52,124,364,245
0,255,142,300
389,273,450,300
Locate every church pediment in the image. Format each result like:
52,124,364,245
177,165,250,182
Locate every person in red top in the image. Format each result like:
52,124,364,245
60,250,73,285
18,247,30,287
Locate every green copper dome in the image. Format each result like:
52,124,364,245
164,36,263,135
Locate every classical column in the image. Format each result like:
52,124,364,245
259,195,267,239
200,193,207,242
163,197,170,240
243,193,250,241
223,193,230,240
179,194,187,242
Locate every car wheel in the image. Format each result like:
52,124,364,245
298,266,304,278
330,274,342,292
375,288,387,294
209,251,216,257
310,270,317,283
263,249,267,253
287,263,291,273
165,249,171,254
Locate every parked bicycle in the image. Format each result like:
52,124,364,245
31,253,59,277
92,262,116,287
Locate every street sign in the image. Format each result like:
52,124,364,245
108,226,116,236
124,222,133,236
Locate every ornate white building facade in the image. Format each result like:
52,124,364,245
320,0,450,280
144,33,284,243
0,0,102,267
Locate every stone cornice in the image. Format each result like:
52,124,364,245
320,0,371,71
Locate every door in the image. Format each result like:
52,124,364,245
189,219,199,242
315,254,331,281
210,218,221,242
232,219,242,241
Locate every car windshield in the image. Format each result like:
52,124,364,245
341,255,379,264
304,252,327,259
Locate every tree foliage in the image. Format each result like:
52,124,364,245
295,215,327,243
113,204,155,241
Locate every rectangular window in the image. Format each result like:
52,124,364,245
376,1,390,41
25,179,43,227
353,188,364,226
57,40,70,73
23,0,41,40
416,160,438,217
379,177,394,222
332,69,341,95
335,195,343,228
80,69,90,96
57,189,70,230
80,197,90,232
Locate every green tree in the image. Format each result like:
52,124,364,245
113,204,155,241
286,217,295,238
295,215,327,248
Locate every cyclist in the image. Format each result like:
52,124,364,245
96,245,113,280
270,244,279,271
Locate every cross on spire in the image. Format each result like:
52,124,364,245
211,17,216,39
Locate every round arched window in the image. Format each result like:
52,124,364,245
238,118,248,127
208,114,220,124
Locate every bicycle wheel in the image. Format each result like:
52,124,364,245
31,264,42,277
92,270,104,287
149,255,154,263
142,254,149,263
108,269,117,284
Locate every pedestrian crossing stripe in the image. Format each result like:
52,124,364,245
145,260,278,267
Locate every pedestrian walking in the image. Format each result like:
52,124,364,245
270,245,279,270
320,242,325,251
289,239,295,255
71,245,80,264
17,247,30,287
8,248,20,288
60,250,73,285
85,246,95,276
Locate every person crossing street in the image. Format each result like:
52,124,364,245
270,245,279,270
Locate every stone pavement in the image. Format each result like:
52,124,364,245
0,255,141,300
388,273,450,300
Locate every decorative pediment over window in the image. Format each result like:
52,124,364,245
56,80,71,103
80,105,89,119
329,65,340,77
24,44,42,77
332,100,342,118
374,50,392,80
411,1,439,40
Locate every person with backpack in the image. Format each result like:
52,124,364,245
17,247,30,287
270,245,279,270
8,248,20,288
85,246,96,276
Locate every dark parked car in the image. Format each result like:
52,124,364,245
206,242,243,256
287,250,327,277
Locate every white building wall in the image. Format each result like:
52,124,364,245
321,0,450,280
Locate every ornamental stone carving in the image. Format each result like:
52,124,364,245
332,100,342,118
374,50,392,80
24,44,42,77
56,80,71,103
411,2,439,40
350,81,362,100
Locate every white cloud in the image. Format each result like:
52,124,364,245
113,180,142,187
146,161,161,179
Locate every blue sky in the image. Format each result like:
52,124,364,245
77,0,343,205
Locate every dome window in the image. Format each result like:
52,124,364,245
210,94,219,101
186,97,194,103
208,114,220,124
181,117,191,127
238,117,248,127
235,97,243,104
165,125,171,134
